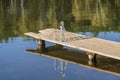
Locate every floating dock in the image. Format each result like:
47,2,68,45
24,28,120,62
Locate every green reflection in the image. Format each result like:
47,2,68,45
0,0,120,42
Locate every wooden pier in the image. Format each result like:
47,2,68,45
24,28,120,62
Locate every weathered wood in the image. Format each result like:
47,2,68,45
24,28,120,60
87,52,97,66
37,39,45,52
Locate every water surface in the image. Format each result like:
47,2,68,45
0,0,120,80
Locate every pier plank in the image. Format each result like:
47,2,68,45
24,28,120,60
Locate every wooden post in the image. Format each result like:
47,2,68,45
37,39,46,52
87,52,97,66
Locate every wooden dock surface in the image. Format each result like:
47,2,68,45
24,28,120,60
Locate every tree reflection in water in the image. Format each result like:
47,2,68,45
0,0,120,42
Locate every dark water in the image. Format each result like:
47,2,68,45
0,0,120,80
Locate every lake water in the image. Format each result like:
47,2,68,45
0,0,120,80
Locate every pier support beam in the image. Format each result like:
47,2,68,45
87,52,97,66
37,39,46,52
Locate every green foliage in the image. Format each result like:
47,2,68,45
0,0,120,42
